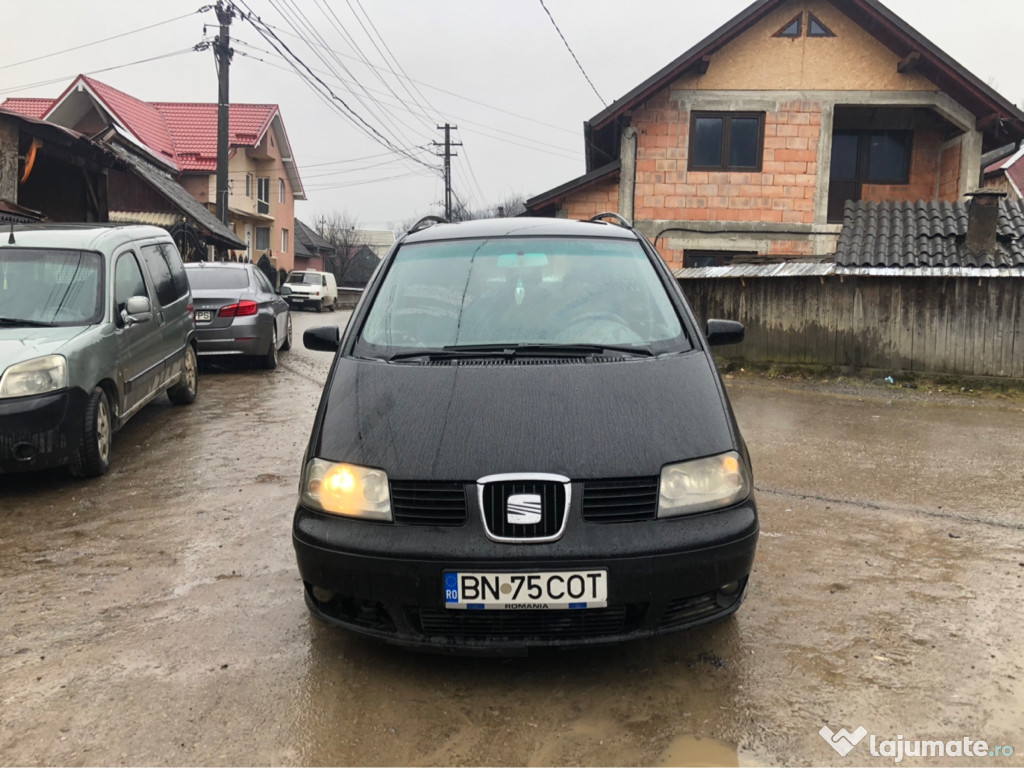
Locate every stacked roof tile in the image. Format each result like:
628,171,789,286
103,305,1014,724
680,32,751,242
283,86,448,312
835,199,1024,268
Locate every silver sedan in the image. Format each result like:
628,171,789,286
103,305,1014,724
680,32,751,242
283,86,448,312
184,262,292,369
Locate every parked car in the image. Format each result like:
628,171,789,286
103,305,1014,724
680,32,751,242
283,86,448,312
0,224,197,477
184,262,292,369
281,269,337,312
292,214,758,652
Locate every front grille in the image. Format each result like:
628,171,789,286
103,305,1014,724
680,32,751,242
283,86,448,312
479,477,568,541
415,606,630,640
391,481,468,526
659,593,728,629
581,477,659,522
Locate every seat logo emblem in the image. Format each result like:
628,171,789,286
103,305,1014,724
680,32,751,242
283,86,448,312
506,493,542,524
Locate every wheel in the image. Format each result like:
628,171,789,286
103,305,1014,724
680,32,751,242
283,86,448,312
262,327,279,370
327,297,335,312
71,387,112,478
280,314,293,351
315,299,323,313
167,345,198,404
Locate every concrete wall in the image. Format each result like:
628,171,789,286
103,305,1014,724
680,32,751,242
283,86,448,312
681,274,1024,379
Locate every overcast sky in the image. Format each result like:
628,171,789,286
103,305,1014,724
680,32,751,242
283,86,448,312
4,1,1024,230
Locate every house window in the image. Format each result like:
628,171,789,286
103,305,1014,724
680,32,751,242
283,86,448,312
278,178,285,203
683,250,757,268
807,14,835,37
245,173,253,198
281,228,289,254
255,226,270,251
689,112,764,171
774,14,801,37
257,177,270,215
831,130,912,185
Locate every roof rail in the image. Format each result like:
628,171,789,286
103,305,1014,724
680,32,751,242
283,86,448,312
408,215,449,234
590,212,632,228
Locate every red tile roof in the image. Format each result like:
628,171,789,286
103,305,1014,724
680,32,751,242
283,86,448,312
1,76,280,173
1,98,54,120
985,147,1024,197
150,102,278,172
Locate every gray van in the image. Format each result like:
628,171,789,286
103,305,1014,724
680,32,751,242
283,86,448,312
0,224,198,477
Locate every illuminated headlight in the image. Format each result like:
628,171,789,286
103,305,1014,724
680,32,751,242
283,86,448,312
0,355,68,398
301,459,392,521
657,451,751,517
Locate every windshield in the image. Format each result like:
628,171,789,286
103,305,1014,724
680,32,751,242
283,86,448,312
355,236,688,357
287,272,323,286
186,267,250,290
0,249,104,327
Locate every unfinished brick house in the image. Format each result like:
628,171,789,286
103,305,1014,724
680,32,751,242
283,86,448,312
525,0,1024,271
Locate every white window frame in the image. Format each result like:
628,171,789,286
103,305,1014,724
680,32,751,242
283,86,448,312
281,228,289,253
278,178,285,203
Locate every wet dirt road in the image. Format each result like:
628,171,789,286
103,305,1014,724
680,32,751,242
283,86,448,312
2,309,1023,767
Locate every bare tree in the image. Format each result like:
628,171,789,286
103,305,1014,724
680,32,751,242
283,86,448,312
315,211,367,283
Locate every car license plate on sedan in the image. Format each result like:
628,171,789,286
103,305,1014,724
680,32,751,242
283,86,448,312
195,310,212,322
443,570,607,610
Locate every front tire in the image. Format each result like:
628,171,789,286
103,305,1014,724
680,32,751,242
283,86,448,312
71,387,112,478
167,345,198,405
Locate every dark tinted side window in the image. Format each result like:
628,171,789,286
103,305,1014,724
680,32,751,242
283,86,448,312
140,244,177,307
160,243,190,300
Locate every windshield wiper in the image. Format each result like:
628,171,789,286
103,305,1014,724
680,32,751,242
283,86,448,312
0,317,53,328
386,342,654,363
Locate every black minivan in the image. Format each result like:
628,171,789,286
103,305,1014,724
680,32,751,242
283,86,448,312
293,214,757,651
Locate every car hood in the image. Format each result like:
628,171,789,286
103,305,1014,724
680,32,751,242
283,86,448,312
0,325,89,369
315,352,738,480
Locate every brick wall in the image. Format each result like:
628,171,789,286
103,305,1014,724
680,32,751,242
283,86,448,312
631,98,822,226
562,180,620,220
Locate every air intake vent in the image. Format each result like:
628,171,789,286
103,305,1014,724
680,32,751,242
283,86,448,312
390,481,467,526
582,477,659,522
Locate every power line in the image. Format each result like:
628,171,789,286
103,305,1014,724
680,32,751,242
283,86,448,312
537,0,606,106
0,8,210,71
235,1,438,173
0,47,203,97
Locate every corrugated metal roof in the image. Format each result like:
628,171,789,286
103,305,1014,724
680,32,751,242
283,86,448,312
109,211,179,227
674,263,1024,279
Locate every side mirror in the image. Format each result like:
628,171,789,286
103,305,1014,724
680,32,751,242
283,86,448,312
304,325,341,352
280,284,292,296
706,319,744,346
122,295,153,326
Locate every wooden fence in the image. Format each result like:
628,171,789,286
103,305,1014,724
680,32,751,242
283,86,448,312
679,274,1024,379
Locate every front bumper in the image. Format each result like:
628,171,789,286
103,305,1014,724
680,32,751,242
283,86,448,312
293,495,758,652
0,387,88,473
285,294,323,310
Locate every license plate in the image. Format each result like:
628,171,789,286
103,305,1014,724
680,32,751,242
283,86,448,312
195,310,212,322
443,570,607,610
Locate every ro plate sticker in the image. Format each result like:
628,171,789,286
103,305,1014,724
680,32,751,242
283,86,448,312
444,572,459,604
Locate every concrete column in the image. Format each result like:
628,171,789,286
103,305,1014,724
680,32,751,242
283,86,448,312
812,103,835,226
618,126,637,223
0,118,19,204
959,129,984,197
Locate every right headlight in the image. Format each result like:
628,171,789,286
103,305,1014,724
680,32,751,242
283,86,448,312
657,451,752,517
0,355,68,399
301,459,392,521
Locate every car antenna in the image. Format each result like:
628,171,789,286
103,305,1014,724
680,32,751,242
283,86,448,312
7,224,14,245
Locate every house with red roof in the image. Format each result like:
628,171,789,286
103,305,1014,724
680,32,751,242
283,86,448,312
984,146,1024,199
2,74,305,273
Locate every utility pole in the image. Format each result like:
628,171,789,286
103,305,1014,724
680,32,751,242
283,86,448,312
214,1,234,226
433,124,461,220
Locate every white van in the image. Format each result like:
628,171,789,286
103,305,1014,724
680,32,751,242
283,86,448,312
282,270,338,312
